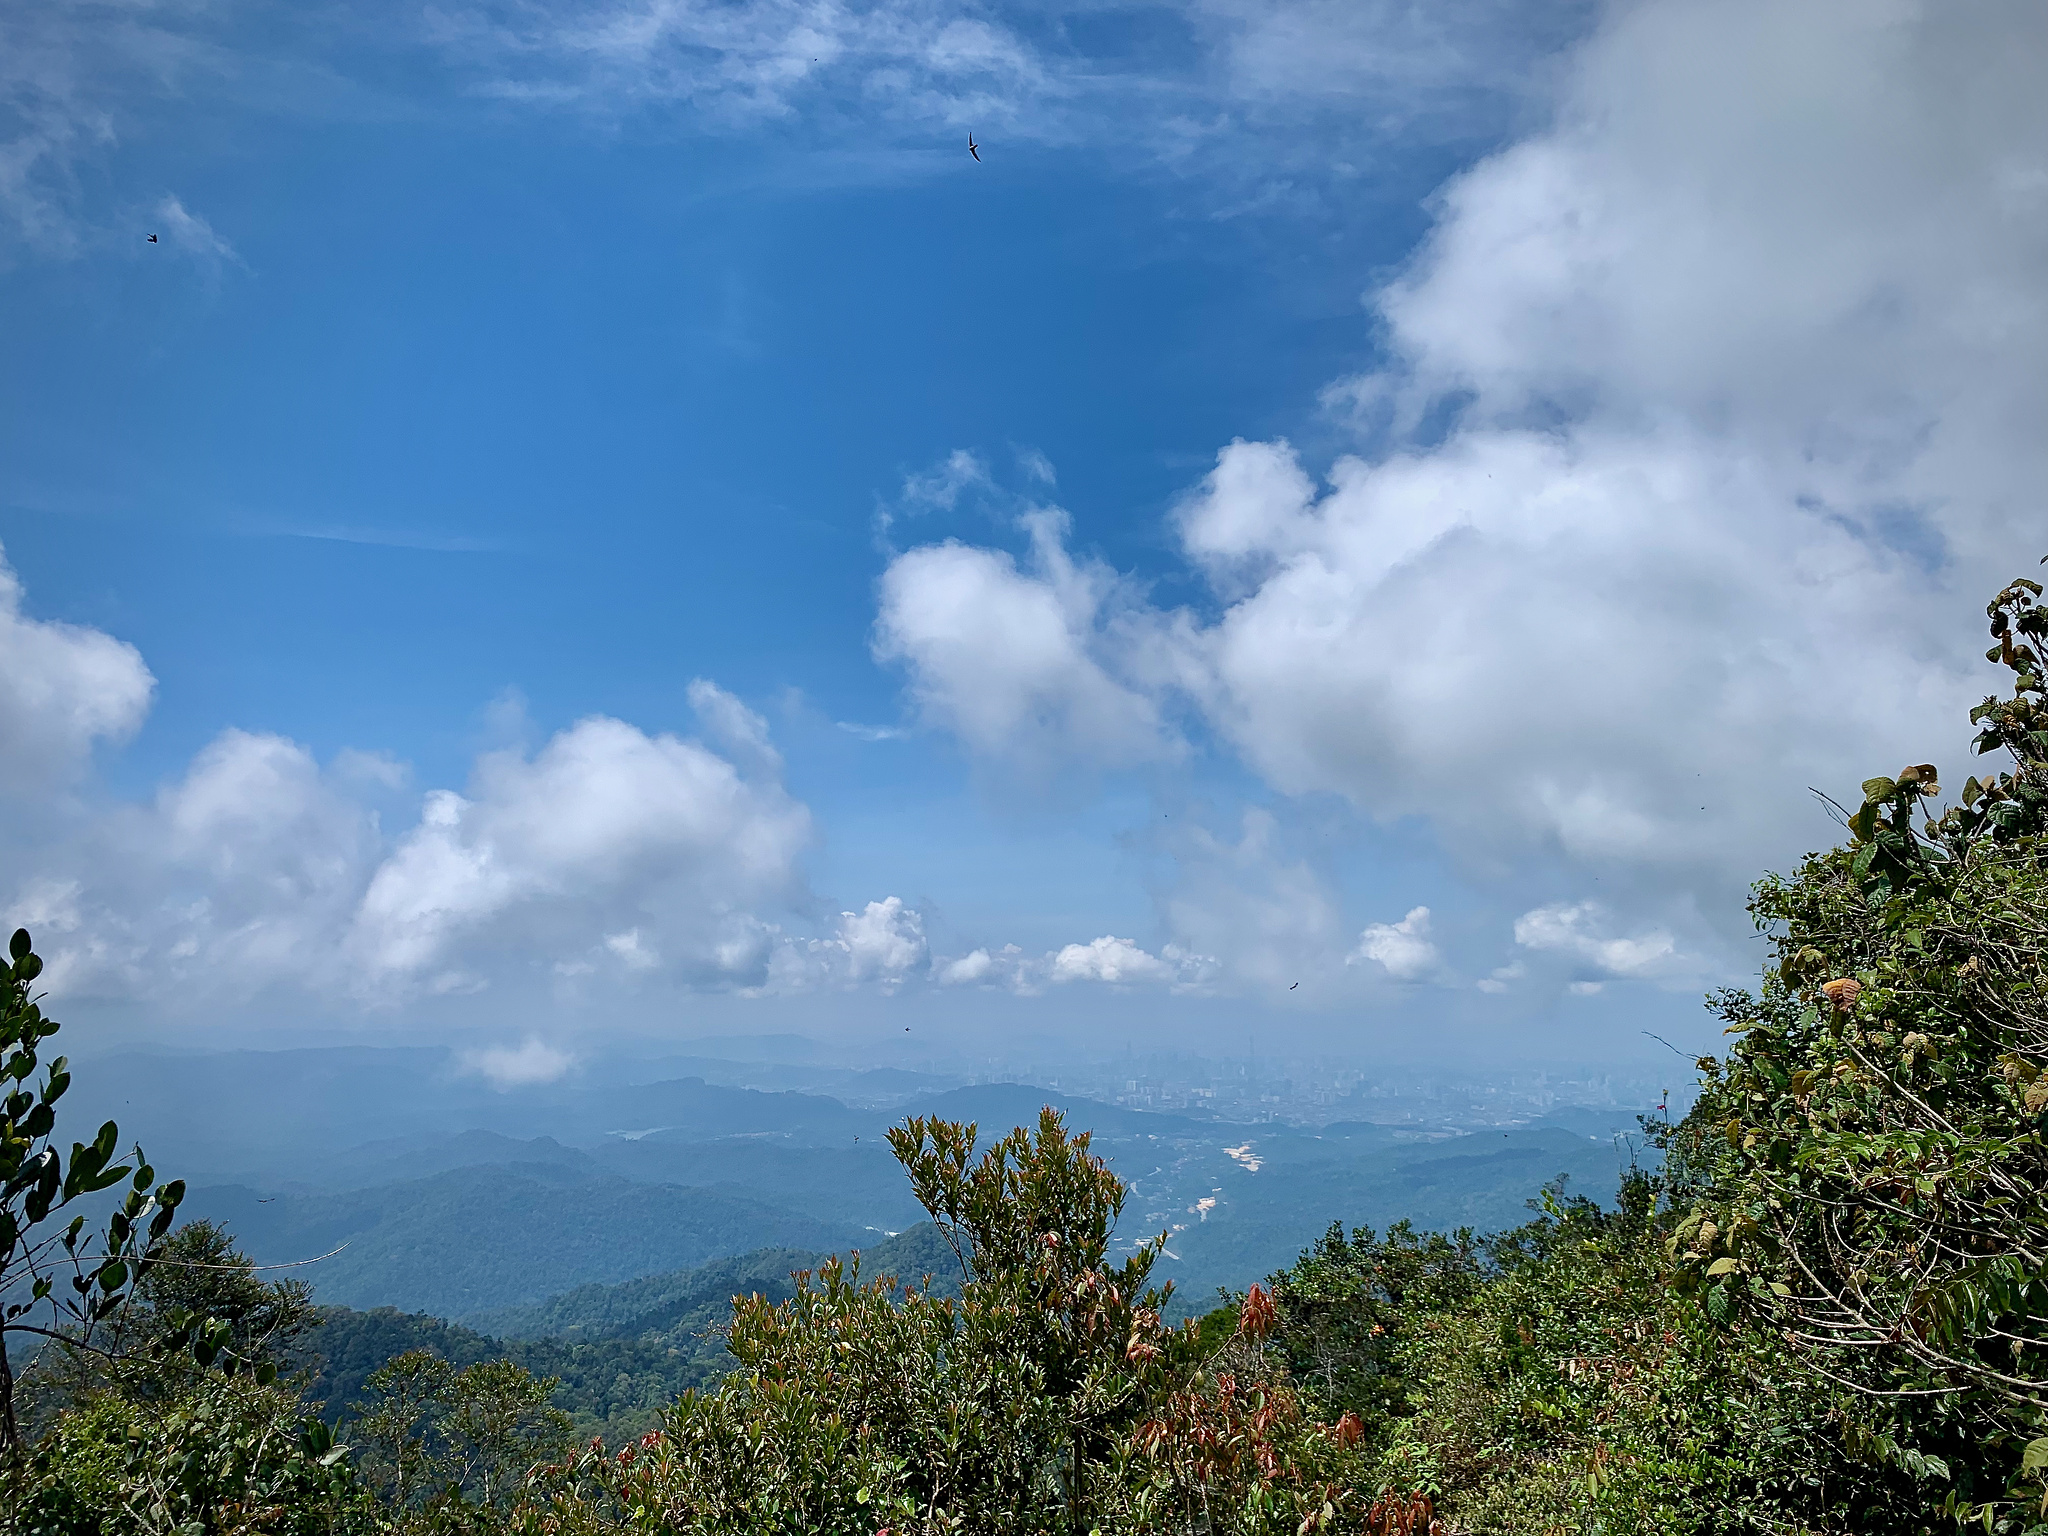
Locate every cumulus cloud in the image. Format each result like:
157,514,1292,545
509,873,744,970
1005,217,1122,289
1046,935,1215,990
15,706,822,1009
1513,901,1677,980
882,0,2048,920
1349,906,1437,981
767,896,930,990
930,936,1215,993
460,1037,576,1088
935,946,997,985
0,546,154,795
17,729,383,1000
1048,935,1166,985
0,546,831,1010
351,708,812,995
874,510,1175,775
1475,961,1524,996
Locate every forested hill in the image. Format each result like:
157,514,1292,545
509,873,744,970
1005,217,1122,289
189,1163,864,1317
175,1113,1640,1324
295,1226,965,1441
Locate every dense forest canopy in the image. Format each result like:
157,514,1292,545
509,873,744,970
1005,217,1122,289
8,558,2048,1533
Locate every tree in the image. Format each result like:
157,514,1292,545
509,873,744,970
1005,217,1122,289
1,928,185,1457
1262,1218,1485,1431
1673,560,2048,1514
353,1349,574,1523
887,1107,1193,1531
519,1108,1381,1536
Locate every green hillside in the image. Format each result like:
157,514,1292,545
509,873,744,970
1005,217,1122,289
185,1163,861,1317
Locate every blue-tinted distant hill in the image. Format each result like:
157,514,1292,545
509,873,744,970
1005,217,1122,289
109,1044,1652,1331
64,1047,874,1183
1148,1126,1647,1313
889,1082,1235,1140
186,1162,861,1318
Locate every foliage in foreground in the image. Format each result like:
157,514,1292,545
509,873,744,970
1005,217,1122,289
11,557,2048,1532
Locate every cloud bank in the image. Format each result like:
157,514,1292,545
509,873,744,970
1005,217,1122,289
878,0,2048,924
0,546,1218,1016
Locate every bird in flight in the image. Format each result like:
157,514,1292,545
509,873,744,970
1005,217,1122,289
146,234,158,243
1288,982,1299,991
968,135,980,162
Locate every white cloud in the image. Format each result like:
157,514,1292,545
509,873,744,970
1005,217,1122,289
1048,935,1166,985
840,896,926,979
874,510,1175,775
429,0,1055,129
930,935,1215,993
1046,935,1215,990
0,545,154,795
901,449,991,511
351,713,811,994
419,0,1579,211
1513,901,1676,980
153,193,237,265
935,946,995,985
604,927,659,970
460,1037,576,1088
883,0,2048,916
1349,906,1437,980
18,729,383,1001
0,539,827,1011
1153,808,1346,988
686,677,782,776
21,707,818,1008
836,720,907,742
1475,960,1523,995
792,895,929,987
0,4,246,260
5,0,1581,270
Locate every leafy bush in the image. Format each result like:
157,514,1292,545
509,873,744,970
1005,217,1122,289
516,1109,1373,1536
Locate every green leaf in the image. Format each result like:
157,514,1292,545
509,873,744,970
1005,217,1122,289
2023,1437,2048,1476
1705,1257,1740,1277
8,929,29,962
78,1162,133,1195
1862,776,1899,804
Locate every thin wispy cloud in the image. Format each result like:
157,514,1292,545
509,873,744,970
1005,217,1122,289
152,192,240,266
835,721,907,742
2,0,1594,266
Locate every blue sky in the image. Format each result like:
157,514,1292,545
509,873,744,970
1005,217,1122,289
2,0,2042,1077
